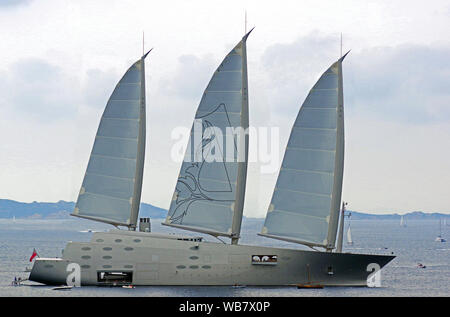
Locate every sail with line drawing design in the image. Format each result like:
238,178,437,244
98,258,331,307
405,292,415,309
164,30,253,243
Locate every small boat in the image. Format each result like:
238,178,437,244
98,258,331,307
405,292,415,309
435,219,446,242
232,284,246,289
296,284,324,289
122,285,135,289
417,263,426,269
79,229,100,233
52,286,73,291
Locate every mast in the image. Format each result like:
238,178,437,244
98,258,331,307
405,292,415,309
245,10,247,34
129,49,152,230
326,53,347,251
231,28,252,244
336,201,347,252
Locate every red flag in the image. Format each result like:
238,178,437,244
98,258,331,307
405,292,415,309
29,249,38,262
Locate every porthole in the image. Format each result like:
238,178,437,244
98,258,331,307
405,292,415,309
189,265,199,269
115,239,122,243
81,255,91,260
133,239,141,243
102,256,112,260
103,247,112,251
96,239,104,243
81,247,91,251
124,247,134,251
189,256,199,260
202,265,211,269
176,265,186,269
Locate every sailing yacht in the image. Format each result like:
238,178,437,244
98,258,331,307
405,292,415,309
400,215,406,227
435,219,446,242
29,32,394,286
346,226,353,246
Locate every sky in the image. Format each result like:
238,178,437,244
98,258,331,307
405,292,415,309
0,0,449,217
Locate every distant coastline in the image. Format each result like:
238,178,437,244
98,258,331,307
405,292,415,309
0,199,167,219
1,199,449,220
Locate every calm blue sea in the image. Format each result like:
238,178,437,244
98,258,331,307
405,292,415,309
0,217,448,297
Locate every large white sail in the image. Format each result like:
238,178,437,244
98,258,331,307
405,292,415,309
260,53,349,250
164,31,252,243
72,51,151,228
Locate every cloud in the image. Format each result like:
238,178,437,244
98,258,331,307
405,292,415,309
159,54,216,100
0,57,123,122
261,31,340,117
82,68,119,109
346,44,450,124
0,58,79,121
261,32,450,125
0,0,32,8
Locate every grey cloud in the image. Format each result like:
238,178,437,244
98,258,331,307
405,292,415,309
83,68,119,109
261,31,340,117
0,0,32,8
261,32,450,124
0,58,120,122
159,54,216,100
346,45,450,123
0,58,79,122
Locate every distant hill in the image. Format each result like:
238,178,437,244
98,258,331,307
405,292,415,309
0,199,167,219
348,210,450,220
0,199,448,220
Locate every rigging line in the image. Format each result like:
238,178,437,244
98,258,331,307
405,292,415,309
307,245,320,252
214,235,227,244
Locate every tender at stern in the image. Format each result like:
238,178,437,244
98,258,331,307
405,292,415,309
29,258,71,285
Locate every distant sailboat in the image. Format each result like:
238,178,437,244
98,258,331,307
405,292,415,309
346,224,353,246
400,215,406,227
12,215,16,223
435,219,446,242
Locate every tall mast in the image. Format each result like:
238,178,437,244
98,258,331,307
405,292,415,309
244,10,247,34
336,201,347,252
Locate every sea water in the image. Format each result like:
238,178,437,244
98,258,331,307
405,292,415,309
0,217,448,297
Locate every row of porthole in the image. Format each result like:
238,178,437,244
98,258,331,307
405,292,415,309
82,253,198,260
43,264,134,269
81,246,134,255
176,265,211,270
81,248,133,260
95,239,142,243
102,247,134,251
81,264,133,269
